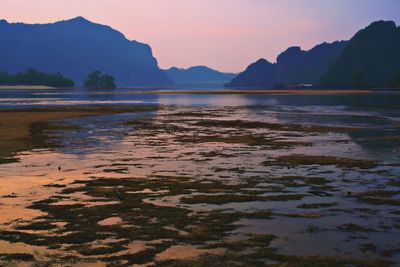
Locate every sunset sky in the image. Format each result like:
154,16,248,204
1,0,399,72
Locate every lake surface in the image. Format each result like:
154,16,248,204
0,88,400,266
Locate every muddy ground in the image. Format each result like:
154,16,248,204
0,106,399,266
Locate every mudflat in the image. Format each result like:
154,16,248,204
0,106,157,161
0,105,398,266
0,85,57,90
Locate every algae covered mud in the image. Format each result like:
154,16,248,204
0,89,400,266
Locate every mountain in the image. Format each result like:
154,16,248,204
225,59,275,88
321,21,400,88
0,17,172,87
274,41,347,85
165,66,236,88
225,41,347,88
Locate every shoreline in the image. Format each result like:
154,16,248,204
1,84,399,94
0,85,58,90
0,106,158,163
145,89,374,95
14,88,381,95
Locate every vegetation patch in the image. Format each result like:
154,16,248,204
337,223,374,233
177,135,310,148
354,190,400,206
180,193,305,204
280,212,322,219
194,119,361,133
0,253,35,261
265,154,378,169
297,202,337,209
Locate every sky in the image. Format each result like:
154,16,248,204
1,0,399,72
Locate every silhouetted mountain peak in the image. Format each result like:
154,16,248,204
187,66,214,71
243,58,274,73
69,16,90,23
352,20,397,39
60,16,106,28
56,16,106,29
366,20,397,30
277,46,304,64
254,58,272,65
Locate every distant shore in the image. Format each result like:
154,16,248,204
70,89,377,95
1,86,399,95
148,89,374,95
0,85,57,90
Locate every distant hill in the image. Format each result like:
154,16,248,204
321,21,400,88
166,66,236,88
0,17,172,87
225,41,347,88
226,59,275,88
274,41,347,85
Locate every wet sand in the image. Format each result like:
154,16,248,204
0,106,157,162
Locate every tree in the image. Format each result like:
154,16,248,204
84,71,116,89
84,71,102,89
101,74,116,88
0,72,12,84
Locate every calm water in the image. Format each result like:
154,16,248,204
1,88,400,266
1,88,400,110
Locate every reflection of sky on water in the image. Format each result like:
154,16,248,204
1,88,400,109
45,103,400,164
54,111,156,157
157,94,252,107
2,88,400,160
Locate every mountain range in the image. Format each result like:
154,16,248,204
0,17,172,87
165,66,236,88
226,20,400,89
1,17,399,89
226,41,347,88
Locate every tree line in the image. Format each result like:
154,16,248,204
0,68,74,87
0,69,117,89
